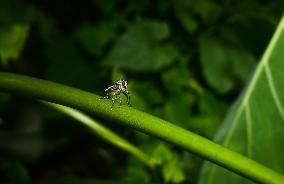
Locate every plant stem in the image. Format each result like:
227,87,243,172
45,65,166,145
42,101,156,168
0,72,283,184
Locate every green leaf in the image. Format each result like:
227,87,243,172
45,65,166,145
128,80,163,114
198,35,255,94
152,143,172,163
163,154,186,183
152,143,186,183
199,15,284,184
193,0,222,24
0,24,29,66
174,0,198,33
163,96,193,128
174,0,222,28
177,14,198,34
74,22,117,56
104,20,178,71
1,71,284,183
190,91,227,138
198,35,233,93
162,62,192,95
130,81,163,105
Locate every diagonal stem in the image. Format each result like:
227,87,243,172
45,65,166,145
42,101,156,167
0,72,283,184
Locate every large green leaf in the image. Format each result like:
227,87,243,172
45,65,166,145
199,16,284,184
74,22,117,56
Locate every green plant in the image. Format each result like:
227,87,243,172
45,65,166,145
1,0,284,183
1,13,284,182
42,101,155,168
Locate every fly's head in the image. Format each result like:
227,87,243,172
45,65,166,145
116,80,128,92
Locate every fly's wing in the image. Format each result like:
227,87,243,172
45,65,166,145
105,84,115,92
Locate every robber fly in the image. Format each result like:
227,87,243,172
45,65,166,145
101,80,131,109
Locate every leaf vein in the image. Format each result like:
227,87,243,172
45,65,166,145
265,64,284,122
245,105,252,157
222,14,284,146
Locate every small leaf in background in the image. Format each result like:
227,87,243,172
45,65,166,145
190,91,227,138
228,49,256,82
174,0,198,33
176,13,198,34
162,62,195,128
199,15,284,184
174,0,222,30
152,143,172,163
130,81,163,105
0,24,29,66
162,154,186,183
152,143,186,183
198,35,256,94
192,0,222,25
198,35,233,94
163,96,193,128
162,60,192,95
129,81,163,114
104,19,178,71
74,22,117,56
198,92,227,116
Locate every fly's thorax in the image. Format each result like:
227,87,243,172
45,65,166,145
102,79,131,108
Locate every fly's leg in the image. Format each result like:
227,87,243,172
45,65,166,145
128,95,131,106
100,94,109,100
127,94,131,106
110,95,116,110
123,91,131,106
114,92,122,108
118,95,122,108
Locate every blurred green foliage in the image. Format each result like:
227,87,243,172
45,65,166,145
0,0,283,183
0,24,29,66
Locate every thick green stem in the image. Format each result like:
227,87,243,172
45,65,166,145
0,72,283,184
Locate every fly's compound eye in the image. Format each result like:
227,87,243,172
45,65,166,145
122,80,127,87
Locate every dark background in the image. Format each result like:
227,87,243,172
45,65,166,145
0,0,283,183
